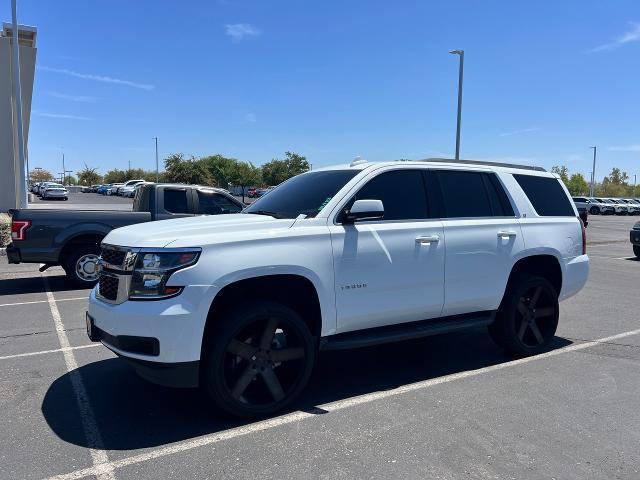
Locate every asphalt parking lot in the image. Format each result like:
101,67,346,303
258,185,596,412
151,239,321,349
1,213,639,479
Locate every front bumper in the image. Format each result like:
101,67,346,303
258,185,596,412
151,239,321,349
631,230,640,246
87,283,218,363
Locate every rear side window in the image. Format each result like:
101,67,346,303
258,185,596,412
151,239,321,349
435,170,513,218
164,189,189,214
513,174,575,216
349,169,429,221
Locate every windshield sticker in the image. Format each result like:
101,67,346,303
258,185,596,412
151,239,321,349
318,196,332,211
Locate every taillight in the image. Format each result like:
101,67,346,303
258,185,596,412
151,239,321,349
580,217,586,255
11,220,31,241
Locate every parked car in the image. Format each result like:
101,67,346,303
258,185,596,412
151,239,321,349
117,179,145,196
7,184,243,286
120,181,151,198
41,184,68,200
90,185,100,192
38,181,60,196
109,183,124,195
619,199,640,215
31,182,41,193
631,221,640,258
587,198,615,215
97,184,112,195
86,158,589,417
81,186,92,193
606,198,629,215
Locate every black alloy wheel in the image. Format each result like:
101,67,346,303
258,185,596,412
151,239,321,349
202,302,315,418
589,206,599,215
489,275,559,356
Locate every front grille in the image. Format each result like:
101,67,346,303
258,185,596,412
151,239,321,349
98,275,119,301
101,247,126,267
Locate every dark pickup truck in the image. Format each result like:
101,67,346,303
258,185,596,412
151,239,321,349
7,183,244,286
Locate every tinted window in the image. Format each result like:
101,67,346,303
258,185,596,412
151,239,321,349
349,170,428,221
436,170,493,218
164,189,189,214
513,174,575,216
485,173,515,216
244,170,358,219
197,191,242,214
133,185,151,212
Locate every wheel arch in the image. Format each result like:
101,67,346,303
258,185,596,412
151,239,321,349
503,254,563,302
58,231,105,264
201,273,324,358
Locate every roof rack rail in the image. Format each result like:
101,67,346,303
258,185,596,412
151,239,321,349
416,157,546,172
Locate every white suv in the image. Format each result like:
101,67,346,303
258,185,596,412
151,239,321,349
87,159,589,417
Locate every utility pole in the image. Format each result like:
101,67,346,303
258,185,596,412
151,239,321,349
11,0,28,208
62,149,66,186
449,49,465,160
128,160,131,172
153,137,159,182
634,174,637,197
589,146,597,197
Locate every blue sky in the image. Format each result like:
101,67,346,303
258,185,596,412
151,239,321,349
4,0,640,182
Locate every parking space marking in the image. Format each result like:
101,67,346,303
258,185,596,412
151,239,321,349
0,297,87,308
0,344,100,361
43,276,116,480
45,326,640,480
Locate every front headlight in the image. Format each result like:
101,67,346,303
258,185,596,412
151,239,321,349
129,249,200,300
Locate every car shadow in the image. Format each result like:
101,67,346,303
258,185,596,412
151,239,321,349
41,329,571,451
0,273,88,297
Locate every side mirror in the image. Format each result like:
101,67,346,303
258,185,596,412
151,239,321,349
343,199,384,223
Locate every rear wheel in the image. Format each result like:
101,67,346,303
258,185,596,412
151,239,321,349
489,274,559,356
62,245,101,288
201,301,315,418
634,245,640,258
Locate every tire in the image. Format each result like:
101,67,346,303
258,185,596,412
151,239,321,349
489,274,559,357
589,206,599,215
62,244,101,288
634,245,640,258
201,301,315,418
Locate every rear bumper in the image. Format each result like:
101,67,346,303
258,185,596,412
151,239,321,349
6,245,21,264
560,254,589,301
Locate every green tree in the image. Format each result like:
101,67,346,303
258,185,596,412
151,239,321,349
201,155,238,187
230,161,261,203
551,165,569,184
567,173,588,196
598,167,629,197
164,153,212,185
103,168,127,184
261,151,310,186
29,169,54,183
77,164,102,186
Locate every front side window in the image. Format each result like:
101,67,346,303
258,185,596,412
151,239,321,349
346,169,429,221
198,191,242,214
164,189,189,214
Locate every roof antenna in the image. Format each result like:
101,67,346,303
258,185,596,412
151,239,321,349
350,156,368,167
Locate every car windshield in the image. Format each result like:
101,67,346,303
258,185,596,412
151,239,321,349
244,170,359,219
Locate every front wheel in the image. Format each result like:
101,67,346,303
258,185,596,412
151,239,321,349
201,301,315,418
489,274,559,356
634,245,640,258
589,206,599,215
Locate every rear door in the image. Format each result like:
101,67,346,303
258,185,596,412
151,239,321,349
432,168,525,316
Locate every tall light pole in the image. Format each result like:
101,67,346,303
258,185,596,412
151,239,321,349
11,0,28,208
589,146,597,196
61,148,66,186
449,49,464,160
153,137,159,182
634,174,637,197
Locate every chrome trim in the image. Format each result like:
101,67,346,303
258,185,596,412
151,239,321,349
95,271,132,305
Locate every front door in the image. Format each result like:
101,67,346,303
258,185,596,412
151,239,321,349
329,168,445,334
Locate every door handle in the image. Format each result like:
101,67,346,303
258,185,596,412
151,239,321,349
497,230,517,239
416,235,440,245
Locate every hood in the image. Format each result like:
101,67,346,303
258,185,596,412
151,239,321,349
103,213,296,248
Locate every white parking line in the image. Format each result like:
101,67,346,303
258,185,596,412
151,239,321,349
0,344,100,361
45,326,640,480
0,297,87,308
43,276,116,480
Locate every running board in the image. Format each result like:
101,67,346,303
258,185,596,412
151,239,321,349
320,312,496,351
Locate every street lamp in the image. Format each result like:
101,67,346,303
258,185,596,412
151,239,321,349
589,146,597,196
153,137,159,182
449,49,464,160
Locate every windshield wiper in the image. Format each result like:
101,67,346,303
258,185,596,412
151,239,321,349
245,210,282,218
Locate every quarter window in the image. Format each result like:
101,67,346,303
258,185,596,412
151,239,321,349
513,174,575,217
347,169,429,221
